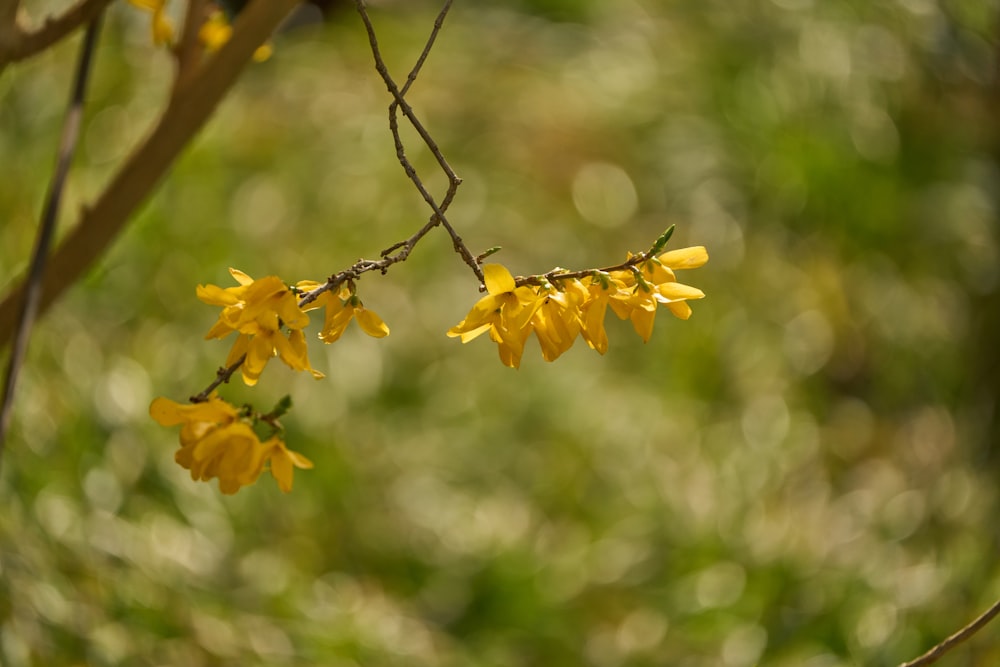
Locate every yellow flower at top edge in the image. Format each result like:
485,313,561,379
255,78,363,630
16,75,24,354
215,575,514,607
150,395,313,494
199,10,273,62
128,0,175,46
197,268,323,386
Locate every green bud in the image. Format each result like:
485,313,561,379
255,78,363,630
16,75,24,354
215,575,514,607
477,246,502,262
649,224,676,254
271,395,293,419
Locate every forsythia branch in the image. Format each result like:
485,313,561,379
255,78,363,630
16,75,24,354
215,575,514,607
165,2,707,496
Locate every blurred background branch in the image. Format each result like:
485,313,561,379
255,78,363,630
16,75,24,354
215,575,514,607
900,597,1000,666
0,0,112,72
0,11,103,455
0,0,300,348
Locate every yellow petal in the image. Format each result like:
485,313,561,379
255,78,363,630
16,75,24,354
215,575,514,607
319,302,354,343
496,337,523,369
447,295,501,337
483,264,515,295
355,307,390,338
150,395,237,426
658,246,709,270
656,282,705,302
630,307,656,343
241,333,274,386
274,291,310,330
197,283,241,306
253,43,273,62
225,333,251,367
265,439,313,493
666,300,693,320
198,13,231,52
229,268,254,286
452,322,492,343
204,317,236,340
151,10,174,46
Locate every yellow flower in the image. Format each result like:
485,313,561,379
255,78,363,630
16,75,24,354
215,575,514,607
316,291,390,343
198,10,272,61
179,421,269,494
608,246,709,341
659,245,710,271
150,395,313,494
578,273,626,354
608,278,660,343
530,281,584,362
199,270,309,338
264,436,314,493
197,269,323,386
128,0,174,46
447,264,542,369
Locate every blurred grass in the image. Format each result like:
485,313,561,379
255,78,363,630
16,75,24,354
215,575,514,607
2,0,1000,665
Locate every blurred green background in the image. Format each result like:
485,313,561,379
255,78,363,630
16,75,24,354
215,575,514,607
2,0,1000,664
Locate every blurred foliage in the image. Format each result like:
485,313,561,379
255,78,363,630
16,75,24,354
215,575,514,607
2,0,1000,665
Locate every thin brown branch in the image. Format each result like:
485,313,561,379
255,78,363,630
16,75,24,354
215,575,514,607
0,13,102,454
353,0,484,284
0,0,301,349
514,253,654,288
899,597,1000,667
191,355,246,402
398,0,453,98
0,0,112,70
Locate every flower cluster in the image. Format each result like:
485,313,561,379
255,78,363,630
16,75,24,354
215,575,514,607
448,245,708,368
149,395,313,494
197,269,391,386
198,268,324,386
294,282,390,344
149,270,391,494
154,234,705,495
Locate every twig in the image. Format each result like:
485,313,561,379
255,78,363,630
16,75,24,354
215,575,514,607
353,0,484,284
0,0,301,349
398,0,452,98
0,14,103,454
0,0,111,70
899,597,1000,667
190,355,246,402
514,257,650,288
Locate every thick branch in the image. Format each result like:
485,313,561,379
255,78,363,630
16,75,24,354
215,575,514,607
174,0,209,89
0,0,301,349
